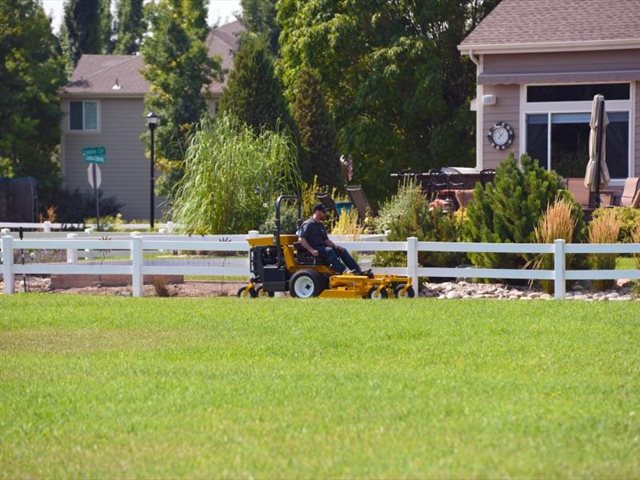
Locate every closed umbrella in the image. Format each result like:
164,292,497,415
584,94,610,208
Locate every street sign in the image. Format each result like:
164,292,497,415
87,163,102,189
82,146,106,163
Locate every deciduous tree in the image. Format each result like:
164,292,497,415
277,0,501,203
0,0,66,199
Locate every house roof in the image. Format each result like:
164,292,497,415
206,20,245,94
63,54,149,96
459,0,640,54
61,20,245,97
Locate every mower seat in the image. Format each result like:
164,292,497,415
293,242,330,266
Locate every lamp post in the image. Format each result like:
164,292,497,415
146,112,158,229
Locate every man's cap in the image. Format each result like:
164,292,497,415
313,203,328,213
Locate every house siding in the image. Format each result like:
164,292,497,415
480,84,520,169
61,97,159,219
483,49,640,76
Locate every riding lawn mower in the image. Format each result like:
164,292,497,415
237,195,415,299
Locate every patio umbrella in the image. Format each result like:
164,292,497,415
584,94,610,208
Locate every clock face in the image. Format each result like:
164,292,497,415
488,122,514,150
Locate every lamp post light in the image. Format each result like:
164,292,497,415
146,112,158,229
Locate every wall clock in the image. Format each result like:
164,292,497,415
487,121,514,150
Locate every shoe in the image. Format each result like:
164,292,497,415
352,269,372,276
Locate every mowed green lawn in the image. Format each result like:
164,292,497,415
1,296,639,478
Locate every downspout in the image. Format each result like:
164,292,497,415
467,50,483,170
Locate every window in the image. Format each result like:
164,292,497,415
523,83,632,180
527,83,630,102
69,101,98,131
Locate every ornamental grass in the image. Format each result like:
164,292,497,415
530,198,576,293
587,209,621,291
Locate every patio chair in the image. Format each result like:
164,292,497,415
565,177,591,209
603,177,639,207
480,168,496,185
315,192,339,218
346,185,375,222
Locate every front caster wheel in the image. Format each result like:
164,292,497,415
237,286,258,298
367,286,388,300
394,285,415,298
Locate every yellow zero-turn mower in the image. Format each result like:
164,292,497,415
237,195,414,299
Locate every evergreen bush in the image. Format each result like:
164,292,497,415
463,154,585,270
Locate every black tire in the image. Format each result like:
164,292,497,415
289,270,324,298
394,284,415,298
367,286,389,300
255,286,275,297
237,286,258,298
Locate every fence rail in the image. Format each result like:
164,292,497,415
1,234,639,299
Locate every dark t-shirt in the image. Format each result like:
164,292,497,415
298,218,328,250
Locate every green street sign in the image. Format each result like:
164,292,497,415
82,146,106,163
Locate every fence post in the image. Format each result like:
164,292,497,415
2,236,15,294
131,236,144,297
66,233,78,264
407,236,419,297
166,221,174,234
554,239,566,299
43,221,51,232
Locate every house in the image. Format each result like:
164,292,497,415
59,21,245,220
458,0,640,188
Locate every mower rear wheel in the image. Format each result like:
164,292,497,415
237,286,258,298
367,286,389,300
290,270,324,298
394,284,415,298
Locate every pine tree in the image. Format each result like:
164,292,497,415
142,0,220,198
63,0,101,67
113,0,146,54
240,0,279,54
463,154,582,270
291,69,340,187
98,0,114,54
218,34,292,135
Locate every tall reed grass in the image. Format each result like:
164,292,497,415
530,198,576,293
172,114,301,234
588,209,621,291
632,223,640,294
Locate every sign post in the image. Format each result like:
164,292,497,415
83,147,106,230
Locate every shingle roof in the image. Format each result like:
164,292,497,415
206,20,245,94
61,20,246,97
63,54,148,96
460,0,640,53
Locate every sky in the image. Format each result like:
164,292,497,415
41,0,243,33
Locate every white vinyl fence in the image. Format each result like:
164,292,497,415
0,221,177,233
1,234,639,299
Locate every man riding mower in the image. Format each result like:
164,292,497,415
237,195,415,299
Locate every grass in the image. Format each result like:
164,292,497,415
1,296,639,478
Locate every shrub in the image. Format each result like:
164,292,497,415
464,154,585,271
48,188,123,224
331,209,363,237
172,114,302,234
591,207,640,244
587,209,621,291
374,180,464,269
